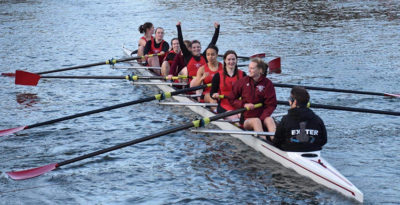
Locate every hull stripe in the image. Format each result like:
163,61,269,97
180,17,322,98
261,144,356,197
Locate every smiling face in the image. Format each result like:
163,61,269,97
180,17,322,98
191,42,201,56
155,28,164,41
206,48,217,64
248,62,262,79
224,53,237,70
172,39,180,53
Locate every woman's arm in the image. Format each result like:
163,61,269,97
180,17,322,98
210,73,220,97
190,65,205,87
176,22,191,58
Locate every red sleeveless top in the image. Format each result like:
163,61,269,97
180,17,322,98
139,36,153,46
149,39,165,65
202,62,223,94
187,56,206,83
219,70,244,111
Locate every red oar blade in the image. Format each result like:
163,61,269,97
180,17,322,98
268,57,281,74
15,70,41,86
2,72,16,77
384,93,400,98
250,53,266,58
0,126,27,137
7,163,58,180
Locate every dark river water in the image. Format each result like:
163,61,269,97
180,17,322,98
1,0,399,204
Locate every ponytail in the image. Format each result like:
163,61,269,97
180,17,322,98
138,22,153,34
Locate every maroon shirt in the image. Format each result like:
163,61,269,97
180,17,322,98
169,53,185,76
228,76,277,121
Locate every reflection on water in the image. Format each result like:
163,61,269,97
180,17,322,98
16,93,39,107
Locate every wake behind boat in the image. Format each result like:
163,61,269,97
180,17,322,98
122,47,363,203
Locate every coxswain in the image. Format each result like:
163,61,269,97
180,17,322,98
190,45,223,103
137,22,154,61
210,50,246,119
176,21,220,84
161,38,181,76
273,86,327,151
228,58,277,137
143,27,169,71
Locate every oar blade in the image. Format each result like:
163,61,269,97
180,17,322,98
7,163,58,180
0,126,27,137
268,57,281,74
15,70,41,86
384,93,400,98
250,53,266,58
1,72,16,77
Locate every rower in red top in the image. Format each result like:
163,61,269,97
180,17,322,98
210,50,246,119
137,22,154,62
143,27,170,72
176,21,220,84
161,38,180,76
168,40,192,78
228,58,277,138
190,45,223,104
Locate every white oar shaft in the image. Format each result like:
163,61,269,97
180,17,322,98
178,94,202,98
113,66,161,70
216,119,240,123
132,82,187,86
272,112,286,118
191,129,274,136
158,102,218,107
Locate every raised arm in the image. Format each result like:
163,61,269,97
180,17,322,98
176,22,191,57
202,22,220,57
209,22,220,46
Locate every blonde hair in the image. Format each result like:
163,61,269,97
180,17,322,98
250,58,268,76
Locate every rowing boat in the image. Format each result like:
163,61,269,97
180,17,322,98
122,47,363,203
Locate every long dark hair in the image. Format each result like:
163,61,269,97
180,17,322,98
222,50,239,86
138,22,153,34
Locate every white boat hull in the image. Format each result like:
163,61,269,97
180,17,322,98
122,47,363,203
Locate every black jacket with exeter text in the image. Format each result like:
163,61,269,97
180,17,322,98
273,107,327,152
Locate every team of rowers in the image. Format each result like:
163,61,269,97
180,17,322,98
135,22,327,152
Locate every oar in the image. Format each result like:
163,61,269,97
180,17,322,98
218,53,266,60
268,57,281,74
0,84,209,137
277,101,400,116
15,70,187,86
237,57,281,74
274,83,400,98
6,104,261,180
1,53,161,77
